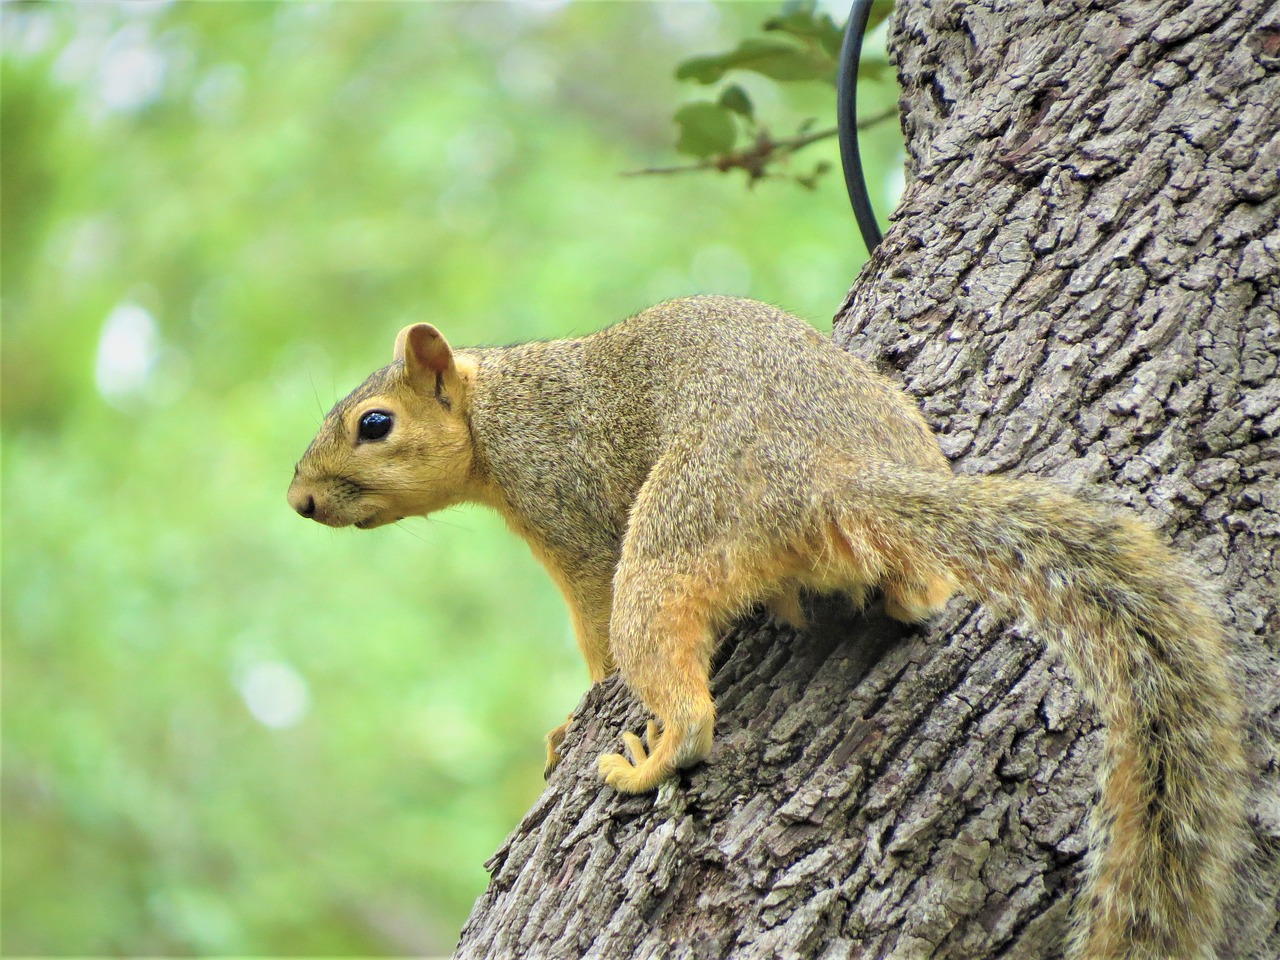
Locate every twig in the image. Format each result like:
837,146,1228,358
622,106,897,179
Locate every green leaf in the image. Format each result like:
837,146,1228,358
763,6,845,59
675,38,837,86
718,84,754,120
672,101,737,158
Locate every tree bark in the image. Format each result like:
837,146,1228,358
455,1,1279,957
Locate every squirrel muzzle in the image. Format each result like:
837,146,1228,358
287,472,395,529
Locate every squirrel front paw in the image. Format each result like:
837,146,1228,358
544,718,572,779
597,721,680,794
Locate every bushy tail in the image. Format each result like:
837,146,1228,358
843,467,1248,960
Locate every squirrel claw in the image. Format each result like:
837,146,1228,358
598,751,671,793
598,721,675,793
621,731,648,765
645,719,660,746
622,721,662,764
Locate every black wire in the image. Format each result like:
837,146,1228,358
837,0,882,254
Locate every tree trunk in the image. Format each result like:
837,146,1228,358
455,0,1280,957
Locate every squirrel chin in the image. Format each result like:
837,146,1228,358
354,513,397,530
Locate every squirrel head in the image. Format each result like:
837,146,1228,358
287,323,480,529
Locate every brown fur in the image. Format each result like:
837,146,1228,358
289,296,1246,960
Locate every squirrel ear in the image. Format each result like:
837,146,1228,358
394,323,454,384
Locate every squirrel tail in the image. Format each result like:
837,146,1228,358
838,467,1247,960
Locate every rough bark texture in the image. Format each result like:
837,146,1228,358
456,1,1280,957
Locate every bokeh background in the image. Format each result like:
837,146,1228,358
1,1,903,954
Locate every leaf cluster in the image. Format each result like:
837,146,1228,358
656,0,894,187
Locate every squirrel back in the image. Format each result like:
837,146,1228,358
463,297,947,569
289,295,1246,960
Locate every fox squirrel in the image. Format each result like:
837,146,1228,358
288,295,1246,960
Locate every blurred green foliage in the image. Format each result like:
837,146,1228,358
1,1,903,954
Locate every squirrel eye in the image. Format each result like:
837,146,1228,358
357,410,393,442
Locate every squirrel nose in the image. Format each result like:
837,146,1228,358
288,480,319,520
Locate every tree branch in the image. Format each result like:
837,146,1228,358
622,106,897,180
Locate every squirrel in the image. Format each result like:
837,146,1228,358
288,295,1246,960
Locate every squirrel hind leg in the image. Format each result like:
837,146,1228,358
766,586,808,630
819,515,956,623
882,574,958,623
